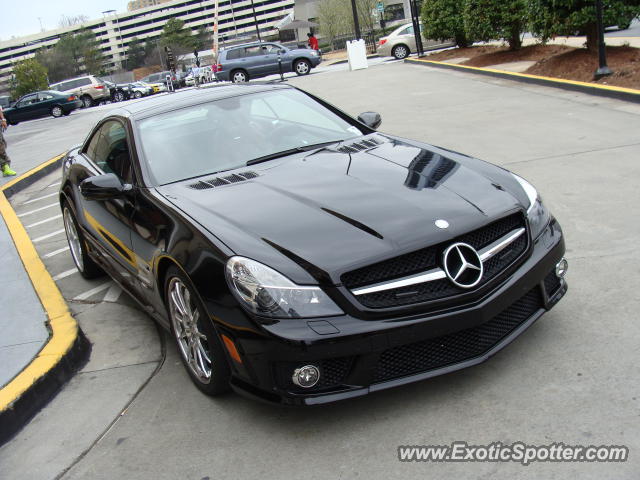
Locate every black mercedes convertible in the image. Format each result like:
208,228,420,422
60,83,567,405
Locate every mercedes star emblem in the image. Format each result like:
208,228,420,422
442,242,484,288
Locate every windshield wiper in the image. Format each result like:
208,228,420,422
246,141,342,166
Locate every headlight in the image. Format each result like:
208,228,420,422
225,256,343,319
513,174,550,240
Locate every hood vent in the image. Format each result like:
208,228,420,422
337,137,382,154
188,171,259,190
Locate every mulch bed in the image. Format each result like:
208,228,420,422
425,44,640,90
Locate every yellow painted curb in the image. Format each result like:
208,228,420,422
407,58,640,96
0,153,78,412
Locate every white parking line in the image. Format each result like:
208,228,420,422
48,182,61,188
43,246,69,258
73,281,113,301
22,192,59,205
26,214,62,228
32,228,65,243
104,284,123,302
17,203,59,217
52,268,78,281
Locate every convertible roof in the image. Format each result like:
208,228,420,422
110,83,292,120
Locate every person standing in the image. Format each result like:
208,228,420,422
0,106,16,177
307,32,319,51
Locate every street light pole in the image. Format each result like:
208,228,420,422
350,0,361,40
250,0,261,41
409,0,424,56
594,0,612,79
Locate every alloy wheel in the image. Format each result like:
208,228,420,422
295,60,310,75
168,277,212,383
51,106,63,117
63,207,84,272
393,45,408,59
232,71,247,83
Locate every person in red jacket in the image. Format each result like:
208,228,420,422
307,32,319,51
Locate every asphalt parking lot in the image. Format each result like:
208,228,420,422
1,60,639,479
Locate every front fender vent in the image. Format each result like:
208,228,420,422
337,137,382,154
188,171,259,190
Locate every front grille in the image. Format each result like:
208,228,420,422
274,357,353,392
343,213,527,308
544,270,561,297
373,287,544,383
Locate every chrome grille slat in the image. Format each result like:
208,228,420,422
351,227,525,296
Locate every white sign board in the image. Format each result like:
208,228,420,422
346,39,368,71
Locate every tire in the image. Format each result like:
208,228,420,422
63,111,71,116
8,118,18,126
81,95,93,108
231,70,248,83
392,44,410,60
165,265,231,395
51,105,63,118
134,91,142,99
62,201,104,279
294,59,311,76
114,91,125,102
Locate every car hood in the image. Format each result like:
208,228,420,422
158,134,526,285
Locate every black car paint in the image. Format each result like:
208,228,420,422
60,84,566,404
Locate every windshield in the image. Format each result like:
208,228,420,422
137,89,365,185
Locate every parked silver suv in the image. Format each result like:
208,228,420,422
50,75,110,108
216,42,322,83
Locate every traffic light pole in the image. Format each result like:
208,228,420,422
409,0,424,56
594,0,612,79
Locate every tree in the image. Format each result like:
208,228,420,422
59,15,89,28
317,0,351,50
529,0,640,52
127,37,147,69
193,26,212,52
421,0,473,48
11,58,48,97
464,0,528,50
160,18,196,57
36,29,104,82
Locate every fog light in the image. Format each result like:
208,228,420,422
292,365,320,388
555,258,568,278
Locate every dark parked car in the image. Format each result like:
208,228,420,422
60,84,567,405
4,90,81,125
216,42,322,83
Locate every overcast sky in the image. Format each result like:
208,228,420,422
0,0,131,41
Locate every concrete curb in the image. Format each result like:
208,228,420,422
405,58,640,103
0,154,90,446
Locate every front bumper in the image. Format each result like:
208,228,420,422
221,219,567,405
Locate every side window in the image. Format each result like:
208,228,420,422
399,26,413,36
244,46,262,57
78,78,92,87
39,92,54,101
17,94,37,107
85,121,133,184
226,48,244,60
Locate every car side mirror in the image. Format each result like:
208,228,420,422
357,112,382,130
80,173,132,201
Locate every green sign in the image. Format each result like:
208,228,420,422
376,2,385,12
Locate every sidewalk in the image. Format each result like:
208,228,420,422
0,159,89,445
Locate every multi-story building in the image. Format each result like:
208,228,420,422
0,0,294,95
128,0,174,11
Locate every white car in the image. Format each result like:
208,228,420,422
377,23,455,59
